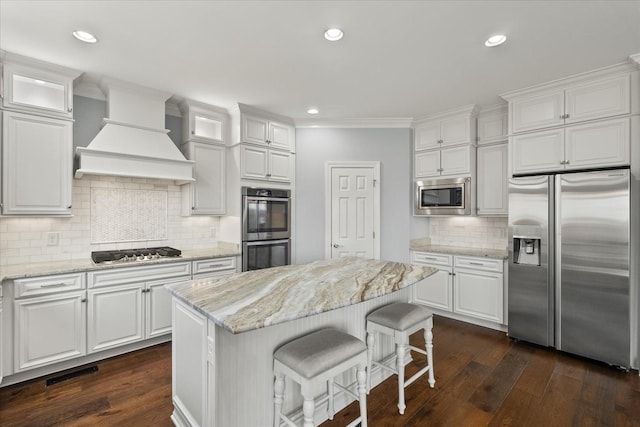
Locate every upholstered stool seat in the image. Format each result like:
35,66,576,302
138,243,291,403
273,328,368,427
366,302,435,415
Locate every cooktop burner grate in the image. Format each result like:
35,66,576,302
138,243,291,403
91,247,181,264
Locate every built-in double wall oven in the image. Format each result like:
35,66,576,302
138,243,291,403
241,187,291,271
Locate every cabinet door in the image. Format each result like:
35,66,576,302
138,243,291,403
564,118,630,170
414,150,441,177
192,143,225,215
3,64,74,118
414,121,441,151
14,291,86,371
440,145,471,176
511,91,564,133
240,145,268,180
242,115,268,145
268,121,293,151
88,284,144,353
477,144,508,215
565,75,630,124
440,115,472,146
2,111,72,215
511,129,564,175
477,112,508,145
146,279,185,338
267,150,292,182
191,112,224,143
454,269,503,323
412,266,453,311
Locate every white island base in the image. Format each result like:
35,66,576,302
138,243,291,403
171,287,412,427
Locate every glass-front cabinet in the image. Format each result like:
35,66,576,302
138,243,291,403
2,62,76,119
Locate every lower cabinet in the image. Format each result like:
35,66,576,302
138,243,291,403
14,290,86,372
412,251,505,327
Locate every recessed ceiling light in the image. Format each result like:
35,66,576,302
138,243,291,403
307,108,319,115
324,28,344,41
73,30,98,44
485,34,506,47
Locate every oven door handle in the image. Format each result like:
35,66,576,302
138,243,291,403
244,239,290,246
244,196,289,203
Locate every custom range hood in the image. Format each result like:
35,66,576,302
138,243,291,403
75,78,194,184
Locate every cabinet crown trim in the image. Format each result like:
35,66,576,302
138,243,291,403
236,103,294,125
1,50,83,79
500,61,638,101
413,104,479,126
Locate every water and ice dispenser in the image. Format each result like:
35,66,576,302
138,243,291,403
512,225,542,266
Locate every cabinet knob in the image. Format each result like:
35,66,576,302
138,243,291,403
192,206,195,210
560,160,565,165
81,298,87,303
437,139,443,144
192,130,195,134
67,204,72,209
266,173,271,177
564,160,570,165
68,108,73,113
565,114,570,119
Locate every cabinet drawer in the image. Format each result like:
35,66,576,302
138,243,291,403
14,273,85,298
411,252,452,266
88,262,192,288
193,257,237,275
454,256,503,273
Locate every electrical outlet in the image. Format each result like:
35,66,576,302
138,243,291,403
46,232,60,246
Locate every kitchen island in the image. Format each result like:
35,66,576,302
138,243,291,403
165,257,437,427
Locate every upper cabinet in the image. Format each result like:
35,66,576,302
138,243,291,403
413,104,478,179
180,101,227,144
414,105,478,151
241,114,294,151
504,71,634,134
1,53,81,216
179,100,229,216
2,59,79,119
502,63,639,176
476,105,508,145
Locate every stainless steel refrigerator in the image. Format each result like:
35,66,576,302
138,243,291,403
508,169,630,368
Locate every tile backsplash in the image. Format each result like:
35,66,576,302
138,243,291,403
428,216,507,250
0,175,221,266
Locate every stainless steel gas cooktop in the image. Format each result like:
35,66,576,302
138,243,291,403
91,247,182,264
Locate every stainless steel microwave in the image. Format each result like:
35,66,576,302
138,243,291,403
414,177,471,215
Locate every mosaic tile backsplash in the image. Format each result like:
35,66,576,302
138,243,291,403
0,175,221,266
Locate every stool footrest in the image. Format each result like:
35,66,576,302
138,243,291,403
405,365,431,388
334,381,359,401
372,359,399,375
408,345,427,356
346,417,364,427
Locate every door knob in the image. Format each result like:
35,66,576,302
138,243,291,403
332,244,341,248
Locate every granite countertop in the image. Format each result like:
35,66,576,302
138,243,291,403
410,241,508,260
166,257,438,334
0,242,241,282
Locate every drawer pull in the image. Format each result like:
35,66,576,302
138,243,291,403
469,262,485,266
205,263,226,268
424,257,438,261
40,283,69,288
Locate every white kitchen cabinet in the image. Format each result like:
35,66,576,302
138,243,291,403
411,252,505,327
14,291,86,372
180,101,227,145
476,143,508,215
477,105,508,145
414,145,474,178
241,114,293,151
240,144,292,182
2,59,79,119
415,113,476,151
192,256,238,279
181,142,226,215
0,289,3,384
2,111,72,215
87,283,144,353
508,74,631,134
146,277,189,338
511,117,630,175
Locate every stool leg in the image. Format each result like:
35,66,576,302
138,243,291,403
396,343,406,415
366,332,374,394
357,363,368,427
425,326,435,388
327,377,335,420
273,373,285,427
302,393,315,427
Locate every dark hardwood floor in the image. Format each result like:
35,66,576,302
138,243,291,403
0,316,638,426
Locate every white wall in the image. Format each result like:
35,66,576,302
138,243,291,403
294,127,412,264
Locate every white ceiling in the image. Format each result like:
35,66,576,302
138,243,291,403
1,1,639,123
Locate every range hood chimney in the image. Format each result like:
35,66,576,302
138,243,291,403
75,78,194,185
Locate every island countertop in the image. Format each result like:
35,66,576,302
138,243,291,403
166,257,437,334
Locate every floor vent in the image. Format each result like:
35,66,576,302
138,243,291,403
46,365,98,386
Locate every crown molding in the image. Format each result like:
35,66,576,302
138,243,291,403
412,104,480,125
295,117,413,129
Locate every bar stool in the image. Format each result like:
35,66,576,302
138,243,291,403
273,328,368,427
366,302,435,415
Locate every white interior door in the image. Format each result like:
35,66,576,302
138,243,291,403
326,163,380,259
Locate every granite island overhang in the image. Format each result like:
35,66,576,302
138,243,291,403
165,257,437,427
